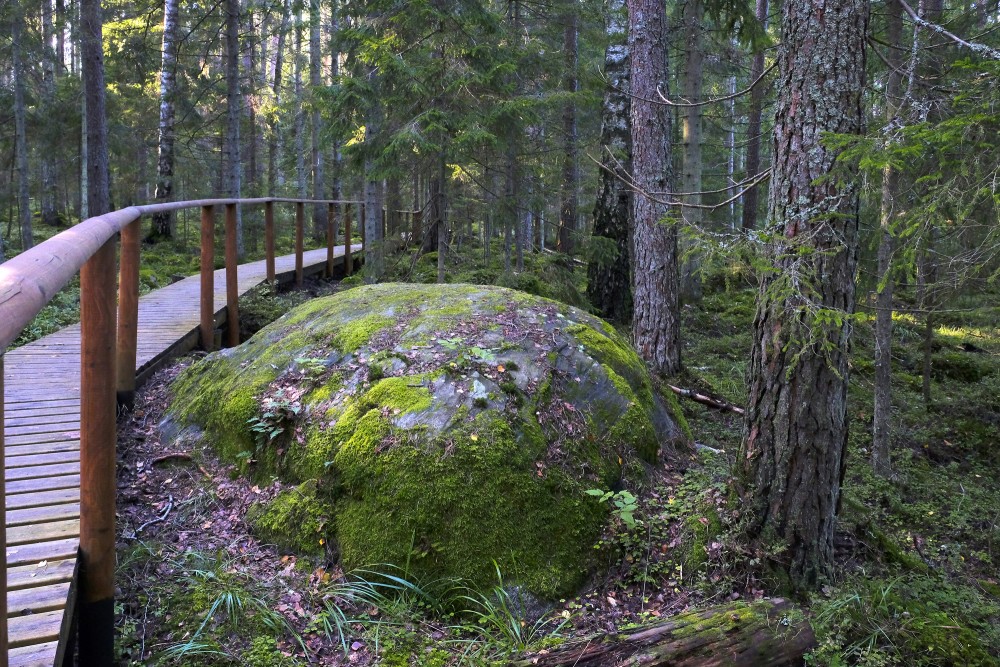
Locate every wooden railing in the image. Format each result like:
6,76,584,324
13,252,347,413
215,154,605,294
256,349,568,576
0,197,365,665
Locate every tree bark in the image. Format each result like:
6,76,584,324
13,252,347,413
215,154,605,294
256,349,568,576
151,0,181,240
737,0,868,591
82,0,110,218
873,0,904,478
294,12,308,198
224,0,244,257
557,1,578,254
740,0,769,231
511,599,814,667
41,0,61,228
628,0,680,375
268,0,291,195
12,7,33,252
310,0,328,239
679,0,703,302
587,0,632,324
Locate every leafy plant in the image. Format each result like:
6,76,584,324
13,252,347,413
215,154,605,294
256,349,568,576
587,488,639,529
247,389,301,446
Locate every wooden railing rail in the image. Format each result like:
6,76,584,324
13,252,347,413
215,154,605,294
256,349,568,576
0,196,364,666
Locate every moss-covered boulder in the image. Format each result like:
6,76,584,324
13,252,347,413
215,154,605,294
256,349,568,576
165,283,689,598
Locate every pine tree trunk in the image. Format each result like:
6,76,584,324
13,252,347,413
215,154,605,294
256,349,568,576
873,0,903,478
557,2,578,254
41,0,61,228
738,0,868,590
294,13,308,198
12,8,33,251
224,0,244,257
364,77,384,282
679,0,703,302
628,0,680,375
740,0,769,231
310,0,327,239
268,0,291,194
151,0,181,240
587,0,632,324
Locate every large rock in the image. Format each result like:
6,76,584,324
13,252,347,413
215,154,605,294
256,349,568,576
165,283,689,598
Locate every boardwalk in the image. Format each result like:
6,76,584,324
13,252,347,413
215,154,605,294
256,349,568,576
3,244,359,666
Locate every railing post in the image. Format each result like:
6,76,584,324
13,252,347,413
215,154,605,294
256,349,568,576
265,201,276,284
344,203,353,277
116,218,141,411
295,201,305,287
225,203,240,347
326,202,335,277
0,355,7,667
79,238,118,665
360,199,367,252
200,205,215,351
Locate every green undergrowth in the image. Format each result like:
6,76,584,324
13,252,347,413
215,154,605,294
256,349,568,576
679,267,1000,665
116,542,306,666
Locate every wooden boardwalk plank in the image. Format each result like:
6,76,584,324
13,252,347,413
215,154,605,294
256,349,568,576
2,244,357,664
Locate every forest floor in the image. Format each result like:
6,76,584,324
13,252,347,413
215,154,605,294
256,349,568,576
113,245,1000,666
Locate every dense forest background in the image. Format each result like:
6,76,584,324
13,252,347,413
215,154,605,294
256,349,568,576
3,0,1000,663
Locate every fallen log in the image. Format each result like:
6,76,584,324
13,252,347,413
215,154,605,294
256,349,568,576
668,384,745,415
510,598,814,667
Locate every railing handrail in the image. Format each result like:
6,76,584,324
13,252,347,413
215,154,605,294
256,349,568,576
0,197,366,352
0,195,373,666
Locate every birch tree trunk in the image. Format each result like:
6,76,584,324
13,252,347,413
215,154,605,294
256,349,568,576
310,0,328,239
151,0,181,239
13,8,33,252
629,0,680,375
587,0,632,324
740,0,769,231
679,0,703,302
558,0,579,254
737,0,868,590
872,0,904,478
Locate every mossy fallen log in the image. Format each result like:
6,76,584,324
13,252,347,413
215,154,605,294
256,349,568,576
511,598,815,667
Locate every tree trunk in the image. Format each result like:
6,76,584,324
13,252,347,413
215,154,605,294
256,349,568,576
557,2,578,255
587,0,632,324
294,12,308,198
224,0,244,257
268,0,291,194
41,0,61,228
151,0,181,240
512,599,814,667
679,0,703,302
12,8,33,252
740,0,769,231
737,0,868,591
872,0,904,478
628,0,680,375
436,155,447,284
310,0,328,239
364,76,384,283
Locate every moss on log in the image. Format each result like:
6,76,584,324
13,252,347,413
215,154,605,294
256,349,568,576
511,598,814,667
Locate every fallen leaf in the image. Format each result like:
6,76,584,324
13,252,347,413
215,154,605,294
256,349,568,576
470,433,479,441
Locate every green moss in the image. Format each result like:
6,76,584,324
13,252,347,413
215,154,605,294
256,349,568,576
604,367,658,463
362,377,433,415
565,323,646,387
248,480,330,555
334,313,394,353
333,411,607,598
